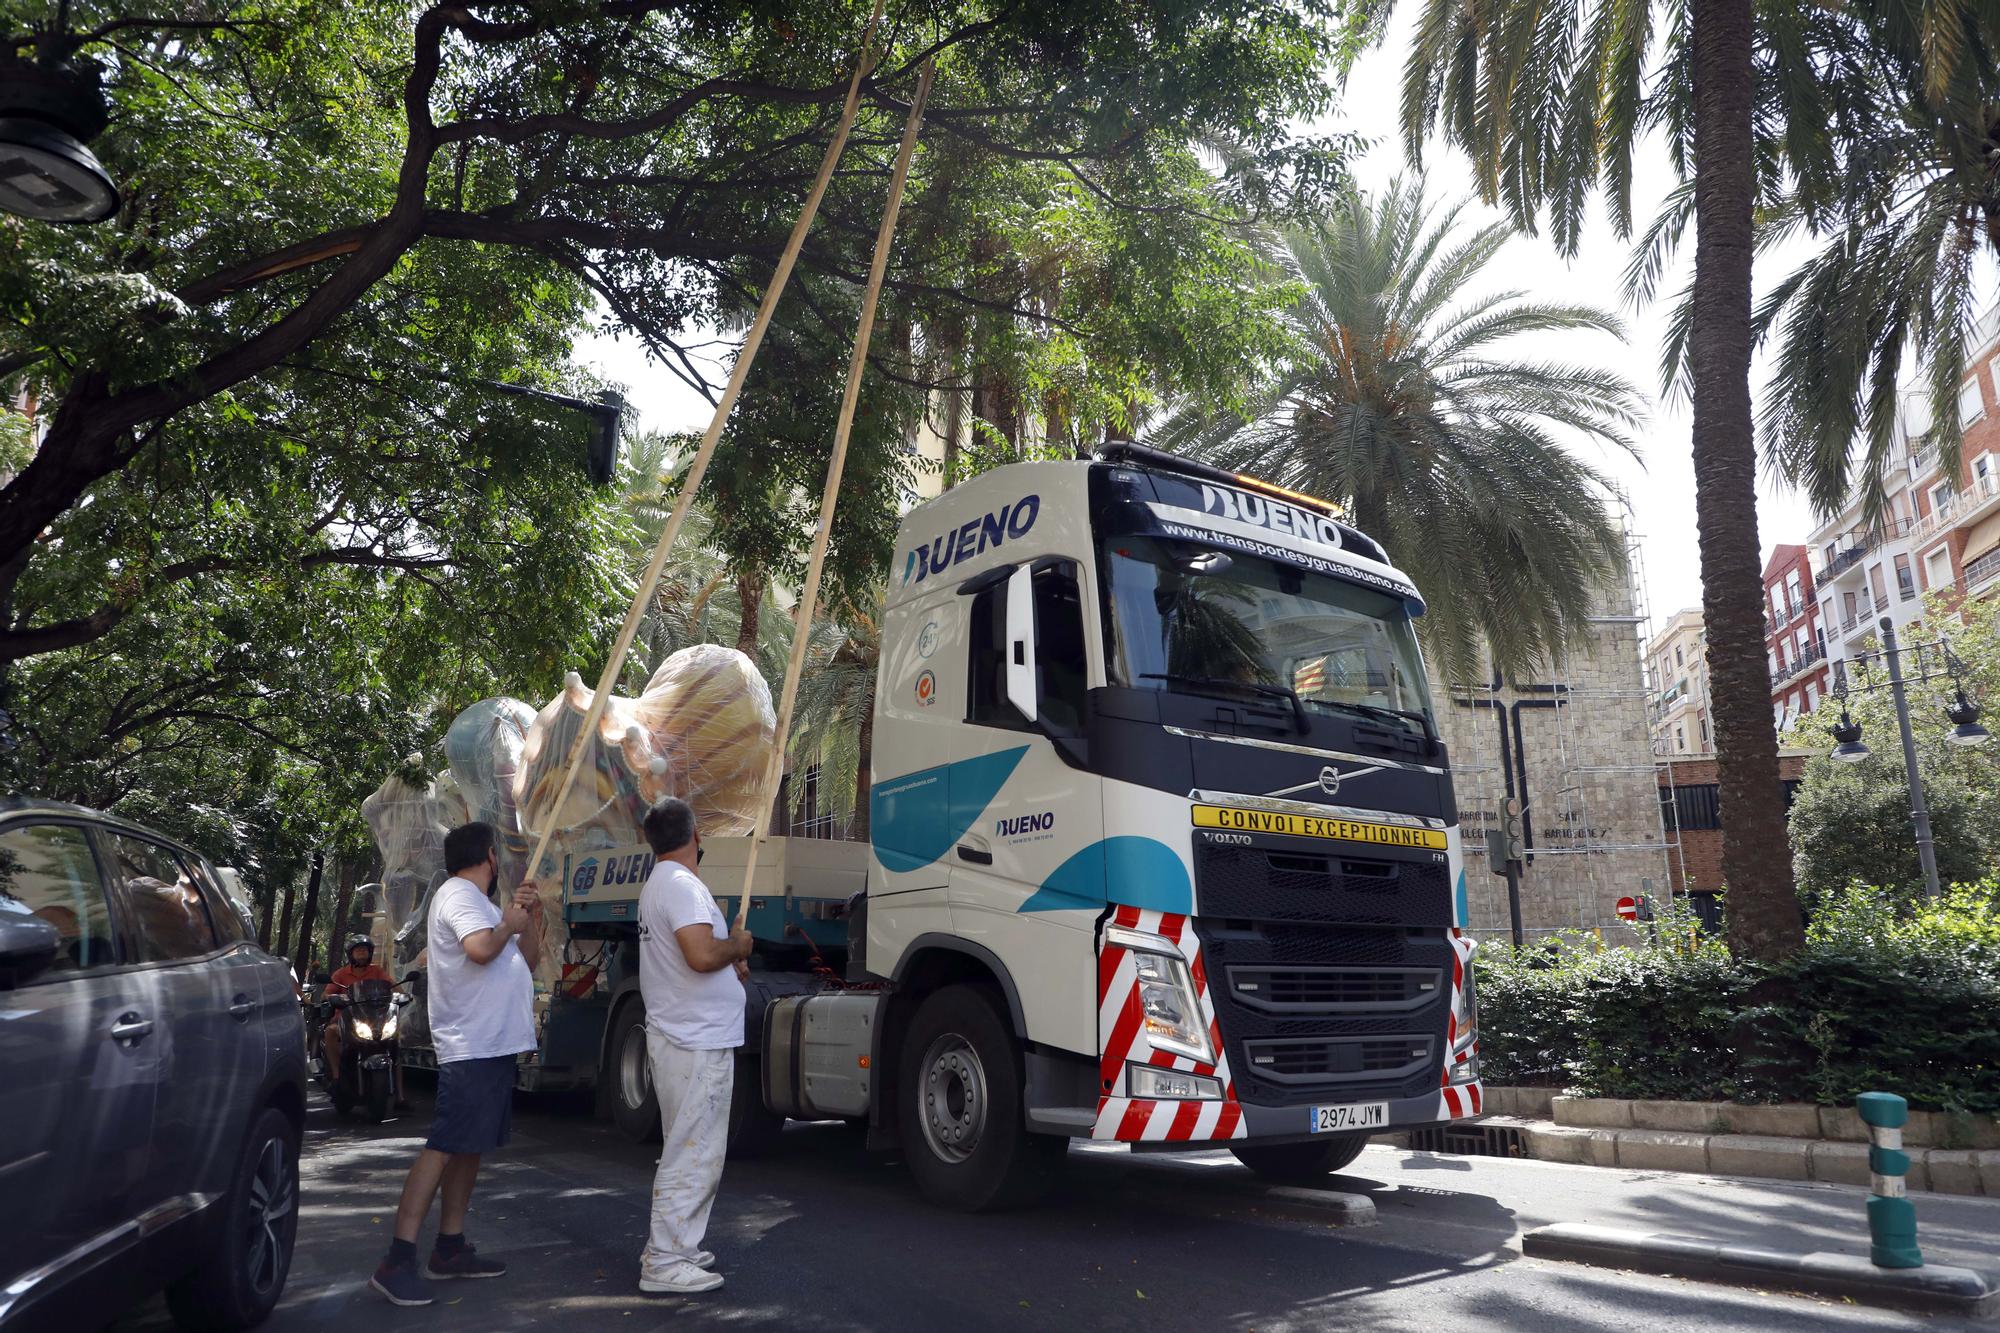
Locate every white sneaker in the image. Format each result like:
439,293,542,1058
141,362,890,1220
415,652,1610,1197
640,1261,723,1295
692,1250,716,1271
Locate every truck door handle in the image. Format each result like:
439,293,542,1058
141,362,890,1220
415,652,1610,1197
956,845,993,865
110,1013,154,1044
229,994,256,1021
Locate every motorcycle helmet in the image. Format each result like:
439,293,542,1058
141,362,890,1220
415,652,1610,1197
345,933,374,967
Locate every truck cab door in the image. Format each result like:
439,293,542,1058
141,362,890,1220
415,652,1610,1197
945,558,1104,1059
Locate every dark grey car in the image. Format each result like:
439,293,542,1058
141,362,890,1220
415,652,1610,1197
0,800,308,1331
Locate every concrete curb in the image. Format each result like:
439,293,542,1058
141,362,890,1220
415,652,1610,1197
1522,1222,2000,1318
1384,1115,2000,1195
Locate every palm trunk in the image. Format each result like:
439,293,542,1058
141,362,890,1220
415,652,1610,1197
735,572,763,660
1689,0,1805,963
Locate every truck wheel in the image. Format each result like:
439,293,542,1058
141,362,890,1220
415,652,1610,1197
726,1050,785,1158
901,985,1065,1212
165,1107,299,1330
1229,1134,1369,1182
606,995,661,1143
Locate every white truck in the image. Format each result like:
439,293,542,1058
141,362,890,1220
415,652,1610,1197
560,442,1482,1210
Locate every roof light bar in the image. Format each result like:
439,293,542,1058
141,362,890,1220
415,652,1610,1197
1094,440,1343,518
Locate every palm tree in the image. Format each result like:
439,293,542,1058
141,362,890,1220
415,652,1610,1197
1154,178,1642,686
1749,10,2000,520
1396,0,1847,962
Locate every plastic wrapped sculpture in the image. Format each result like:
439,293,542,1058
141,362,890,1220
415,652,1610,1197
445,697,537,891
359,760,448,968
629,644,778,836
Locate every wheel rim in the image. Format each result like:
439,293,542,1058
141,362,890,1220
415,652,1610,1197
618,1018,651,1111
918,1033,987,1165
243,1137,295,1296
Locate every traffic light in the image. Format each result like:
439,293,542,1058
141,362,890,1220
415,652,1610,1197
1498,798,1526,863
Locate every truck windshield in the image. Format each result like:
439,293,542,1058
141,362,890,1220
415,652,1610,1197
1099,536,1435,734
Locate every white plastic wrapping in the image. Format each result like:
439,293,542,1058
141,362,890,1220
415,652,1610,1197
359,761,448,966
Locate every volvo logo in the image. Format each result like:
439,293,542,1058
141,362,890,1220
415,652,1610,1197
1318,766,1341,797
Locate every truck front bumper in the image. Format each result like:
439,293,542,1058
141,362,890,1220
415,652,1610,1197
1090,1080,1484,1144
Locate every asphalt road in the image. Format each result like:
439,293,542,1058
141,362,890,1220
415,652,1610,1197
113,1082,2000,1332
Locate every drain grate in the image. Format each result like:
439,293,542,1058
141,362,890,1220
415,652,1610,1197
1404,1121,1526,1158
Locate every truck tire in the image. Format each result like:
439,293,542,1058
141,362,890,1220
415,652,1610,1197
900,985,1065,1212
726,1050,785,1158
165,1107,299,1330
606,994,661,1143
1229,1134,1369,1182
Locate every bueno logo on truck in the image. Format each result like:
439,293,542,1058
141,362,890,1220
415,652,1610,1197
996,810,1055,839
573,850,653,898
1200,483,1343,549
902,495,1041,585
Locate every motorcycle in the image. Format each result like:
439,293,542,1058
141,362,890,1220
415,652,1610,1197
319,977,410,1121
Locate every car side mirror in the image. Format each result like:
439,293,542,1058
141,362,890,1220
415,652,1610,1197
0,914,61,989
1005,563,1038,723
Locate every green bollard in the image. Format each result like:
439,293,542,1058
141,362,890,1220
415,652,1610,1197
1856,1092,1923,1269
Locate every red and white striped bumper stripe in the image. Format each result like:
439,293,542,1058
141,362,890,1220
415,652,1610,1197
1437,929,1481,1120
1092,905,1246,1141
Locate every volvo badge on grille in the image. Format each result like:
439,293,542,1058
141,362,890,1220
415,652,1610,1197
1318,765,1340,796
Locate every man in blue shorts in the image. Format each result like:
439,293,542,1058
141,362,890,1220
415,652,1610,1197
370,821,541,1306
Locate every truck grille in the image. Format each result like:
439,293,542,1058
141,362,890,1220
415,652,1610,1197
1195,843,1452,927
1225,965,1441,1014
1243,1035,1436,1084
1195,919,1451,1106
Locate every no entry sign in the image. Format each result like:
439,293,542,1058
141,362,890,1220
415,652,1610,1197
1616,896,1639,922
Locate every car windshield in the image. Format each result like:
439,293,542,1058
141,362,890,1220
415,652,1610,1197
1099,536,1434,732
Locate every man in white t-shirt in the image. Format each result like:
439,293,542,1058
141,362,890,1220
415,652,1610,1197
635,797,753,1296
370,821,541,1307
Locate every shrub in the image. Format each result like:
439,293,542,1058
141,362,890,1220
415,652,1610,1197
1475,883,2000,1113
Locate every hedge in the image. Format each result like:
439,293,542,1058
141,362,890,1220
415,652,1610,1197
1475,883,2000,1114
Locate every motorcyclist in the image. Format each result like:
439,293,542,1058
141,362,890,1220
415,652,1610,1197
323,934,410,1111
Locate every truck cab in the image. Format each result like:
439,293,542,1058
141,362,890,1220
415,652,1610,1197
823,443,1480,1208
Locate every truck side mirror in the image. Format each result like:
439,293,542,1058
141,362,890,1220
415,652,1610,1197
1005,563,1038,722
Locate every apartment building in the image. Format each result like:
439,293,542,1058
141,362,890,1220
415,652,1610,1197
1763,543,1830,728
1808,304,2000,671
1646,607,1712,755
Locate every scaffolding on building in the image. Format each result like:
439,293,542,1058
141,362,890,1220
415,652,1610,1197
1453,495,1685,934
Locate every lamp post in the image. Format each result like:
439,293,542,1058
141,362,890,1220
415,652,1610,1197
1827,616,1991,899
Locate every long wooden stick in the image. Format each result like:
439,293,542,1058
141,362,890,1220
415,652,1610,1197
520,0,886,896
737,60,936,928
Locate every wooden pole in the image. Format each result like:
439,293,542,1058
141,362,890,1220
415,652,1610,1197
737,61,935,929
517,0,886,894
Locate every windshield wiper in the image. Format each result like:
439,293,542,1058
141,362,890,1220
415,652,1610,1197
1139,672,1306,731
1317,698,1438,748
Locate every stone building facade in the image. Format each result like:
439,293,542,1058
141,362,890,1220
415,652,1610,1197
1431,571,1676,943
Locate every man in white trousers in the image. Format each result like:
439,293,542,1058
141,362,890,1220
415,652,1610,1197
636,796,754,1295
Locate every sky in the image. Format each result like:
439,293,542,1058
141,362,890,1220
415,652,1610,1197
575,7,1854,636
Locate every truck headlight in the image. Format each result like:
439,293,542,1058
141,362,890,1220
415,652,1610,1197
1128,1063,1222,1100
1106,924,1216,1067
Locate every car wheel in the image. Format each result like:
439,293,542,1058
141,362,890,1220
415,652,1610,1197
1228,1134,1369,1182
726,1049,785,1158
166,1106,299,1330
900,985,1065,1212
606,994,661,1143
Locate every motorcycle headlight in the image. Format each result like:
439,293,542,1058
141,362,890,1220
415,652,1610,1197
381,1010,399,1040
1106,924,1216,1067
351,1018,376,1042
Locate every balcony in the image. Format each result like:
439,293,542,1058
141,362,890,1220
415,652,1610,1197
1967,545,2000,591
1912,469,2000,546
1775,643,1827,686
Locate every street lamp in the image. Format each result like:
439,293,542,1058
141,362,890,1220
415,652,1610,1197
1826,618,1991,897
0,43,120,225
1831,710,1870,763
1946,690,1991,748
